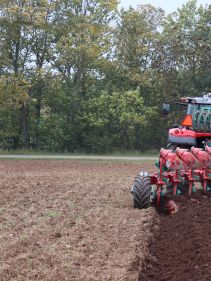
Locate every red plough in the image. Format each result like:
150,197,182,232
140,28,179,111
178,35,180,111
131,94,211,211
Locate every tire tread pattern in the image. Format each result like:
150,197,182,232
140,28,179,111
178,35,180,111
133,176,151,209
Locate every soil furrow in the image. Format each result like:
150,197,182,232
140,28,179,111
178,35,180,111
140,194,211,281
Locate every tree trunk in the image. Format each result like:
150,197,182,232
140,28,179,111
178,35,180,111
135,124,142,150
20,104,30,149
34,81,43,148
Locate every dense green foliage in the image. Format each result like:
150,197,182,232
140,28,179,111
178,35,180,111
0,0,210,152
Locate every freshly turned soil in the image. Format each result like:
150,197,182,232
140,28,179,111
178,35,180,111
2,159,210,281
141,193,211,281
0,160,156,281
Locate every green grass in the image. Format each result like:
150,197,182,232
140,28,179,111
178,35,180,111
109,149,159,157
0,149,159,157
0,149,55,155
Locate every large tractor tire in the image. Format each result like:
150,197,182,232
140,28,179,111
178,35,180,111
132,176,151,209
167,142,191,150
167,142,177,151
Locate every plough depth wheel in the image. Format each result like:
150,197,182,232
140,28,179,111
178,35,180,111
132,176,151,209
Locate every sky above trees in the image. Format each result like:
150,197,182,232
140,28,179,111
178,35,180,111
119,0,210,13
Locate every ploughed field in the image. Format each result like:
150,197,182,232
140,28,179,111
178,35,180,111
141,193,211,281
0,160,210,281
0,160,156,281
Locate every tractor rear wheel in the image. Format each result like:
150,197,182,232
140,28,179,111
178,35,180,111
167,142,191,150
132,176,151,209
167,142,177,151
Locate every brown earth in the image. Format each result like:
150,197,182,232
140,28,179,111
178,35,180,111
0,160,157,281
141,193,211,281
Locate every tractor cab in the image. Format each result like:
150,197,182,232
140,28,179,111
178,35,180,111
164,94,211,149
190,97,211,132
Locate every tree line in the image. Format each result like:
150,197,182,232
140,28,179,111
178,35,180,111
0,0,210,152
